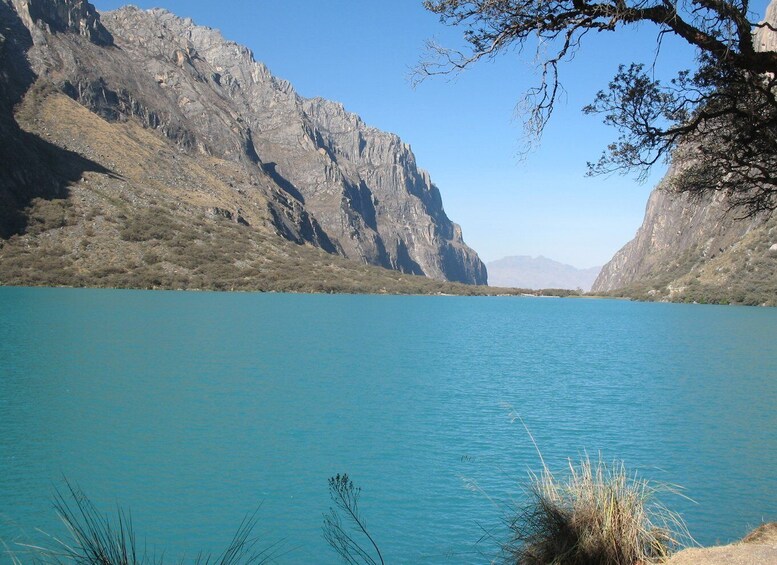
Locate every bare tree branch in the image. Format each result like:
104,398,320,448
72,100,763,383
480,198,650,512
419,0,777,216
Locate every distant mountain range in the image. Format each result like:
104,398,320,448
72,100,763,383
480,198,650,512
486,256,601,291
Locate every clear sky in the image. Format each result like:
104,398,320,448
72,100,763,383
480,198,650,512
91,0,770,268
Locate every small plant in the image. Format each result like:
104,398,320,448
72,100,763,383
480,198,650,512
504,455,692,565
323,474,384,565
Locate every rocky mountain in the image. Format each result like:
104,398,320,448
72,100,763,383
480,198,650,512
591,167,776,304
0,0,487,290
592,3,777,306
487,255,601,291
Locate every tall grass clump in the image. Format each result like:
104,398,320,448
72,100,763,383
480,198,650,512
505,455,692,565
24,482,281,564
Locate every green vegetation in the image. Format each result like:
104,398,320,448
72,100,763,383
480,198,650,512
0,194,584,297
3,188,772,304
23,198,77,236
12,86,773,304
118,206,180,242
597,284,777,307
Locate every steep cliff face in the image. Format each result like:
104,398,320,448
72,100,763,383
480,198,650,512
592,168,775,303
0,0,77,237
592,149,777,304
592,4,777,304
300,97,486,283
11,0,112,45
0,0,486,285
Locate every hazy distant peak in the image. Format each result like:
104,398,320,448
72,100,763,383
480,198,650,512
487,255,601,291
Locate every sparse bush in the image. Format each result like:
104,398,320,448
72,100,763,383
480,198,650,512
504,456,691,565
142,251,161,265
24,198,73,235
119,208,177,242
95,264,129,277
323,474,384,565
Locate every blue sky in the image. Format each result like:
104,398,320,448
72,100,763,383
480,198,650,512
91,0,770,268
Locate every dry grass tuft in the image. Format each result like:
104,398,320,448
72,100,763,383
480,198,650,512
21,481,281,565
505,455,692,565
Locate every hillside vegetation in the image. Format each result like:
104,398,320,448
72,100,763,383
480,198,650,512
0,90,550,296
1,90,361,292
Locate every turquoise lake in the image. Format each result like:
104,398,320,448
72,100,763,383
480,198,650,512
0,287,775,563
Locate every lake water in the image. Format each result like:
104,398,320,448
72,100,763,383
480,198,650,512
0,287,775,563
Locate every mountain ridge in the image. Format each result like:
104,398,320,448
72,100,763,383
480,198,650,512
0,0,488,289
592,151,777,306
487,255,601,291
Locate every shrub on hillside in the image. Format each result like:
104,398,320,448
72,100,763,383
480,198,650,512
119,208,177,242
25,198,74,235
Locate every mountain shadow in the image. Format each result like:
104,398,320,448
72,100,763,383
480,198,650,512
0,119,120,238
262,162,305,204
0,1,118,238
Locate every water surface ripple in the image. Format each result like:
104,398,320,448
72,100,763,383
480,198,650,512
0,288,775,563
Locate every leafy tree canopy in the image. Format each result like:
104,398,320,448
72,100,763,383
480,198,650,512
419,0,777,216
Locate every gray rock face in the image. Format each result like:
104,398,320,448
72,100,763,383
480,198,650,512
0,0,73,236
756,1,777,52
592,165,764,292
2,0,486,284
11,0,112,45
299,97,486,283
